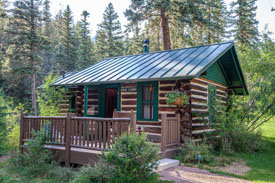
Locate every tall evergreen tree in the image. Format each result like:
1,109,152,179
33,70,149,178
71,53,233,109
0,0,8,85
39,0,54,81
57,5,77,74
95,3,123,60
5,0,43,114
125,0,215,50
76,10,94,70
230,0,259,47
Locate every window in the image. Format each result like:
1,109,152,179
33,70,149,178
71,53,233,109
137,82,158,121
69,93,76,112
208,84,217,123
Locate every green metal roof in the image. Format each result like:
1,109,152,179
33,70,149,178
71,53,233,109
52,42,248,95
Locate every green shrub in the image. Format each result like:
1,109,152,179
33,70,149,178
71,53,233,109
72,133,160,183
6,124,20,158
102,133,159,182
8,128,56,178
71,159,114,183
176,139,214,164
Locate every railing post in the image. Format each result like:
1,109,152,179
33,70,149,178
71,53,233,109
19,113,25,152
176,113,181,146
161,113,167,153
65,113,72,167
130,110,136,133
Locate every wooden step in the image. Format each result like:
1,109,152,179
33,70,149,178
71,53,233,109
137,121,161,126
142,125,161,133
145,132,161,142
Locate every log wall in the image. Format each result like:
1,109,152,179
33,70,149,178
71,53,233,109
60,88,77,116
121,83,137,112
190,76,229,139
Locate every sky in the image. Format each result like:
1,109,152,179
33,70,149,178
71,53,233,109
50,0,275,39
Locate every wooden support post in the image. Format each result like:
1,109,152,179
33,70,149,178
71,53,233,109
130,110,136,133
65,113,72,167
176,113,181,146
19,113,25,152
161,113,167,153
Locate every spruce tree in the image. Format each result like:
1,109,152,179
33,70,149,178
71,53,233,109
39,0,54,81
125,0,214,50
230,0,259,47
76,10,94,70
5,0,43,114
57,5,77,74
95,3,123,60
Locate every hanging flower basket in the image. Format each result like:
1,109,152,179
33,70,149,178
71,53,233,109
166,90,189,108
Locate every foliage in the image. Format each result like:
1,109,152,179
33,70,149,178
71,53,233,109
102,133,159,182
57,5,77,74
95,3,123,60
72,133,160,183
76,10,95,70
37,73,67,116
0,89,8,155
166,90,189,107
176,139,214,164
230,0,259,47
207,94,267,153
71,160,114,183
8,128,55,178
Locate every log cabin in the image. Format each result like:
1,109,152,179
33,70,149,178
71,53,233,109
51,41,248,143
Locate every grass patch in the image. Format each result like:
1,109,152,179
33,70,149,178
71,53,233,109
205,119,275,182
234,119,275,183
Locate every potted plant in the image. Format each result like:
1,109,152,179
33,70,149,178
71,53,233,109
166,90,189,108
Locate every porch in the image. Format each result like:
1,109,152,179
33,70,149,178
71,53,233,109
19,112,181,166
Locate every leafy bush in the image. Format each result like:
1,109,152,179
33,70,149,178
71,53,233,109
37,73,67,116
102,133,159,182
8,128,56,178
176,139,214,164
166,90,189,107
71,159,114,183
72,133,160,183
207,95,267,153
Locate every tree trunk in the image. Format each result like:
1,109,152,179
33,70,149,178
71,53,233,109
160,7,171,50
30,0,37,115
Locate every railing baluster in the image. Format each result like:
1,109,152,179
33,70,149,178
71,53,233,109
103,121,106,149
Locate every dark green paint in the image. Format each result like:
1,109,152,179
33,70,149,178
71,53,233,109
137,81,159,121
202,61,228,86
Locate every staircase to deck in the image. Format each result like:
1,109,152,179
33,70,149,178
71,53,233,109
137,114,181,158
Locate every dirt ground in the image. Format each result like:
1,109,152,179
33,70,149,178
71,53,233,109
0,155,8,162
159,165,252,183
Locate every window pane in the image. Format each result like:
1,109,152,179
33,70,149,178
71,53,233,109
142,84,153,101
87,88,98,116
142,102,153,119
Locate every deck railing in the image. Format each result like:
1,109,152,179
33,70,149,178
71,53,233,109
19,112,136,166
161,113,181,152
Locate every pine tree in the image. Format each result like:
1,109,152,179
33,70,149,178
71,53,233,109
5,0,44,114
125,0,215,50
0,0,7,85
76,10,94,70
95,3,123,60
230,0,259,47
57,5,77,74
38,0,54,82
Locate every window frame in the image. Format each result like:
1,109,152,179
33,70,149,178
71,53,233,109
137,81,159,121
69,93,77,113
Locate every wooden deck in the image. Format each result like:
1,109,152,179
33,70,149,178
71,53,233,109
20,112,181,166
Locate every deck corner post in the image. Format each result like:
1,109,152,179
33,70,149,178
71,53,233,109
130,110,136,133
161,113,167,153
65,113,72,167
19,113,25,152
176,113,181,146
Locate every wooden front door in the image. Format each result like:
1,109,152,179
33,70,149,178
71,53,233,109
105,88,118,118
